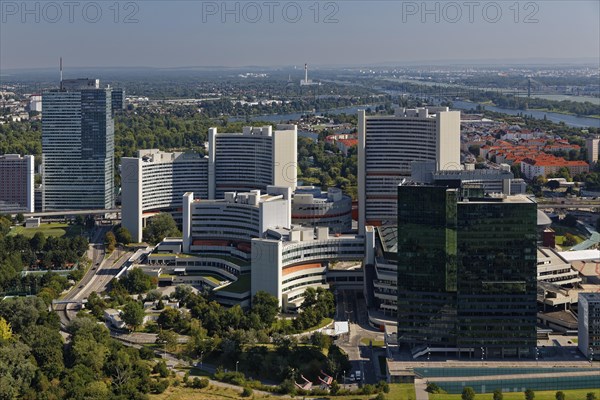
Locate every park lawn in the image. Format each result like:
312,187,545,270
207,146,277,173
9,222,82,238
430,388,600,400
148,384,269,400
150,382,416,400
360,338,385,347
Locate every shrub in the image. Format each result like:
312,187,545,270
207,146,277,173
241,387,253,397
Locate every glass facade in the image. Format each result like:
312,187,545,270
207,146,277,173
397,184,537,357
397,185,458,346
457,199,538,358
42,86,115,210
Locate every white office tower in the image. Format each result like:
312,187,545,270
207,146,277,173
357,107,460,232
587,137,599,164
208,125,297,200
42,78,115,210
121,150,208,243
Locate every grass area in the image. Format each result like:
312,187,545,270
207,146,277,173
149,385,268,400
150,383,416,400
9,222,83,238
430,388,600,400
215,274,250,293
360,338,385,347
305,317,333,332
429,389,600,400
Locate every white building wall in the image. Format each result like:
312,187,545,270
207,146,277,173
251,239,283,305
121,157,143,242
272,124,298,190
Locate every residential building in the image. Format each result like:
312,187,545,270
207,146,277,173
42,78,115,210
396,182,538,358
578,293,600,361
358,107,460,232
520,156,589,179
0,154,34,213
121,149,209,243
587,137,599,164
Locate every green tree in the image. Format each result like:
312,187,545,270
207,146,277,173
493,389,504,400
0,341,37,399
143,213,181,244
156,329,179,353
122,267,155,294
152,360,169,378
546,180,560,191
115,226,133,245
29,231,46,252
525,389,535,400
0,317,12,341
555,391,565,400
105,231,117,252
462,386,476,400
251,291,279,328
122,301,145,331
15,213,25,224
586,393,597,400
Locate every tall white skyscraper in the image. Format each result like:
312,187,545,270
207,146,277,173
42,79,115,210
357,107,460,232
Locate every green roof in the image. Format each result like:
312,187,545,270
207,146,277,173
215,274,251,294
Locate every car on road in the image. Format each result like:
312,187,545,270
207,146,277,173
349,374,355,382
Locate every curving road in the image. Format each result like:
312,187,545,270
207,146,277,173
56,226,132,328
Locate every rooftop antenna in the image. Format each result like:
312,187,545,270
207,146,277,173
60,57,63,90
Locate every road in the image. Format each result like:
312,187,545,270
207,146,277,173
334,289,386,386
55,226,132,328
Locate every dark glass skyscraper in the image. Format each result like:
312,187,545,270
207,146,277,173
397,183,537,358
42,79,115,210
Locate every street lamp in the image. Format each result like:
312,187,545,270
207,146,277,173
343,370,346,389
236,360,239,373
481,347,485,365
535,347,539,366
590,347,594,365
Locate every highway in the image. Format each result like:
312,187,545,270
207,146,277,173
55,226,133,328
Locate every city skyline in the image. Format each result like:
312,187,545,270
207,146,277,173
1,1,599,70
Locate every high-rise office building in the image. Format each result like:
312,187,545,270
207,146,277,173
42,78,115,210
397,182,537,358
0,154,35,213
578,292,600,361
358,107,460,232
121,149,209,243
208,125,297,200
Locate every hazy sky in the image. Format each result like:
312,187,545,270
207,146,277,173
1,0,599,70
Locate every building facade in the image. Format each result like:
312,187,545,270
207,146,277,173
586,137,599,165
578,293,600,361
291,186,352,233
42,79,115,210
121,149,209,243
396,183,538,358
0,154,34,213
208,125,297,200
358,107,460,232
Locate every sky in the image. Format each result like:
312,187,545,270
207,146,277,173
1,0,599,70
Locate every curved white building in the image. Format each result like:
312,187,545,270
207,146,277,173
182,186,292,254
251,226,374,311
358,107,460,231
121,149,208,242
291,187,353,234
209,125,297,200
